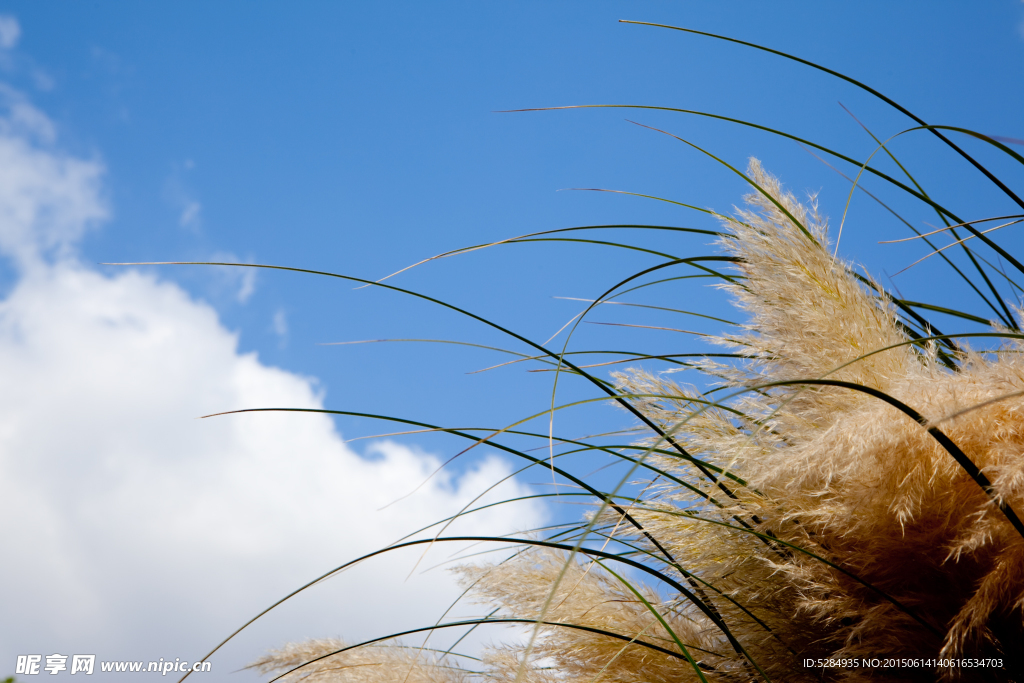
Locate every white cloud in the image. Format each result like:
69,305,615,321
0,15,20,50
179,198,201,227
162,162,202,232
0,89,105,269
0,87,546,680
209,251,258,303
272,307,288,342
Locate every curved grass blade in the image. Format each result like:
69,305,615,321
841,126,1018,327
804,145,1008,332
892,219,1024,278
107,259,741,497
554,296,738,326
933,387,1024,425
537,256,793,563
204,403,741,505
529,253,754,554
181,536,756,681
899,301,998,326
320,337,536,361
845,128,1024,281
536,255,759,506
364,223,723,287
592,558,770,682
757,378,1024,540
510,236,682,260
881,215,1024,244
585,321,711,336
559,187,731,220
640,507,942,638
263,617,703,683
510,102,1023,296
835,104,1020,322
851,273,962,362
505,103,981,248
607,273,727,297
531,78,1024,329
619,20,1024,210
933,125,1024,168
200,404,738,573
472,350,741,375
625,120,817,244
580,527,785,647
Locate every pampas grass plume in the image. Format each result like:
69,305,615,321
255,161,1024,682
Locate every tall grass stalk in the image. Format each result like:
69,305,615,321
171,19,1024,683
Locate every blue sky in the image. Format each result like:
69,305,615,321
3,2,1024,680
9,1,1024,434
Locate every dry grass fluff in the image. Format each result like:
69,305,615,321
255,160,1024,682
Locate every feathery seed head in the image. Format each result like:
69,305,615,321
256,161,1024,682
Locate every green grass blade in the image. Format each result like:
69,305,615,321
807,145,1012,327
555,296,738,326
200,405,736,565
758,378,1024,540
587,559,711,683
843,126,1019,327
511,236,682,260
264,617,701,683
108,260,747,497
187,535,757,681
836,104,1020,325
625,120,817,244
643,508,942,638
619,20,1024,211
898,301,995,326
365,224,724,286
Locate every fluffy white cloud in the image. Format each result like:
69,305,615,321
0,88,106,268
0,87,545,679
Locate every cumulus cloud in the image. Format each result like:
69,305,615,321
0,89,106,269
0,85,545,680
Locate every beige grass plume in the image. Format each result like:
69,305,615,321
255,160,1024,682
